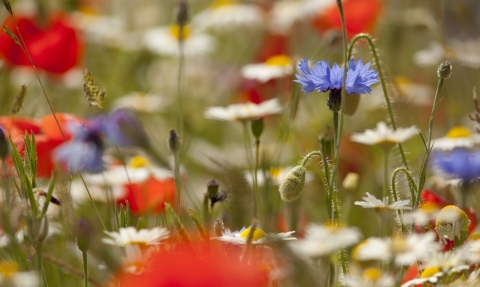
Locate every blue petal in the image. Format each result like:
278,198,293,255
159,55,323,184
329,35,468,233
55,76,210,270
345,58,379,95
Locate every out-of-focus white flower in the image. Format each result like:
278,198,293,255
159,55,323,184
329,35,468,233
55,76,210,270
354,193,412,211
0,261,39,287
345,268,395,287
447,269,480,287
241,55,293,83
71,11,126,47
401,267,444,287
121,245,154,275
459,239,480,263
113,92,168,113
144,25,216,56
342,172,360,191
432,126,480,151
404,202,440,226
351,122,418,147
436,205,470,245
211,226,295,245
353,233,440,266
193,0,264,31
245,166,314,186
103,227,170,247
204,98,282,121
414,40,480,69
290,223,361,257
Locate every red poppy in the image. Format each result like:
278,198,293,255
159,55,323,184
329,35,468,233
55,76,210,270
309,0,383,38
0,13,82,74
116,177,176,215
108,243,269,287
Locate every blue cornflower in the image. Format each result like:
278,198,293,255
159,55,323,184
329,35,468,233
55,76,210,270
295,58,378,112
102,108,150,148
53,121,105,173
430,148,480,182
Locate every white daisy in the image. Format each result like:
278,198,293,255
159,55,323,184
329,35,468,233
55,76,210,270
414,40,480,69
71,11,126,47
0,261,39,287
436,205,470,245
268,0,305,34
290,223,361,257
107,156,174,185
204,98,283,121
113,92,168,113
353,232,440,266
459,239,480,263
350,122,418,147
244,166,314,186
103,227,170,247
401,267,444,287
354,193,411,211
121,245,154,275
144,25,216,56
241,55,293,83
211,226,295,245
403,202,441,226
193,0,264,31
344,268,395,287
432,126,480,151
423,250,470,275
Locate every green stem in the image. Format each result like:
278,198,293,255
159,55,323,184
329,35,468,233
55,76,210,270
301,151,323,167
241,122,256,218
253,140,260,219
329,112,341,223
391,168,418,209
173,152,182,217
414,77,444,209
347,34,409,170
82,251,88,287
177,28,185,137
37,242,47,286
78,174,106,230
383,148,390,199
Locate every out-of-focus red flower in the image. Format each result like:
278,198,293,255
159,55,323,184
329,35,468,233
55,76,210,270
0,13,82,74
108,243,270,287
401,264,421,287
116,177,176,215
309,0,383,38
1,113,84,178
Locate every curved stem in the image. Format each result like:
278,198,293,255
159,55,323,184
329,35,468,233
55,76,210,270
347,34,409,170
301,151,323,167
391,167,418,206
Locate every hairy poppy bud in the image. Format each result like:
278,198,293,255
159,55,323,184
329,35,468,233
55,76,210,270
278,165,306,202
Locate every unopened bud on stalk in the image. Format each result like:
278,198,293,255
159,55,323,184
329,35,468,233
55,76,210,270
174,0,190,27
278,165,306,202
437,61,452,79
76,220,91,252
436,205,469,245
168,129,181,153
251,118,264,140
342,172,359,191
319,128,334,157
207,179,219,198
0,128,8,160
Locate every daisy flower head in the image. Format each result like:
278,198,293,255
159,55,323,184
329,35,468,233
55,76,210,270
192,0,264,32
290,223,361,257
211,226,295,245
436,205,470,245
432,126,480,151
353,233,440,267
103,227,170,247
143,24,216,57
354,192,412,211
404,202,441,226
204,98,282,122
401,266,444,287
0,260,39,287
350,122,418,149
241,54,293,83
345,268,395,287
113,92,167,113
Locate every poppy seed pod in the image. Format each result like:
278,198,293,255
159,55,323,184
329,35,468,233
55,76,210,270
278,165,306,202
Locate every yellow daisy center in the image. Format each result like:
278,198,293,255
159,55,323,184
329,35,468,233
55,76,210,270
469,232,480,241
269,167,282,178
0,261,18,278
240,227,268,241
394,77,410,85
446,126,471,139
129,156,151,168
170,25,191,40
363,268,382,281
420,266,441,278
391,238,410,254
211,0,236,8
265,55,292,67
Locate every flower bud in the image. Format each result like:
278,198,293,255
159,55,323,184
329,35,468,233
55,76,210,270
437,61,452,79
278,165,306,202
207,179,219,198
168,129,181,153
342,172,359,191
251,118,264,140
76,220,91,252
174,0,190,27
0,128,8,160
319,128,334,158
435,205,469,245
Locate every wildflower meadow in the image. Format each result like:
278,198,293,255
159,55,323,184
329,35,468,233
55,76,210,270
0,0,479,286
